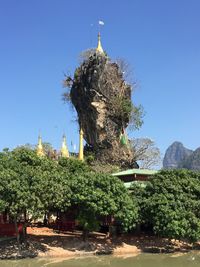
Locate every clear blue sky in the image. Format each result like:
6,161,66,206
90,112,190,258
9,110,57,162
0,0,200,160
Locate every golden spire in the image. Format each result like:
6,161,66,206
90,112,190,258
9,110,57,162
61,134,69,158
96,32,104,54
78,127,84,161
36,134,45,157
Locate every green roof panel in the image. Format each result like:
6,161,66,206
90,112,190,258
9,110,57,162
113,168,158,177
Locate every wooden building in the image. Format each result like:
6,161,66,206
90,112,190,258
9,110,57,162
113,168,158,189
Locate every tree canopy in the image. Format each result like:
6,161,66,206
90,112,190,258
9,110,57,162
70,172,138,234
132,169,200,242
0,147,139,241
3,147,200,243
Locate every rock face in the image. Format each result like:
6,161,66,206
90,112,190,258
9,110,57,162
179,147,200,170
70,52,137,168
163,142,200,170
163,142,193,169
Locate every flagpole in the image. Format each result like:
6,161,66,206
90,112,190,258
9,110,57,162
98,20,105,34
90,24,93,47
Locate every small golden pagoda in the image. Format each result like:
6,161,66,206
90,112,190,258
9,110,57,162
36,134,45,157
61,134,69,158
96,32,104,54
78,127,84,161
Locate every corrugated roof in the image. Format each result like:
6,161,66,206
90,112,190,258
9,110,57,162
113,168,158,177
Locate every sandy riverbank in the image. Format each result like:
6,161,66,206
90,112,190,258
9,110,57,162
0,227,198,260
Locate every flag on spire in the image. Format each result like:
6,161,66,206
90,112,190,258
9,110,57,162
99,20,104,25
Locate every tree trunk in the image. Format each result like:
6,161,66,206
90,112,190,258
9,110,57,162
135,223,141,235
109,225,116,238
82,228,89,242
43,212,48,226
22,211,27,245
14,217,21,251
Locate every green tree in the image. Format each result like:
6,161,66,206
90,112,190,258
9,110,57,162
138,169,200,242
30,158,72,217
12,147,72,222
0,147,72,246
70,172,138,239
58,157,90,174
0,166,32,246
0,147,139,244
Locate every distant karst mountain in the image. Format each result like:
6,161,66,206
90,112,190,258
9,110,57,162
179,147,200,170
163,141,193,169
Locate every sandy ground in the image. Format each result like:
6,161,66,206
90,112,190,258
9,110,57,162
0,227,197,259
27,227,140,257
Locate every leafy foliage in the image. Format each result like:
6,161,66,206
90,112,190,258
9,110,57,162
69,172,138,233
129,104,145,131
58,157,90,174
111,96,143,130
0,147,139,240
0,148,72,221
132,169,200,242
3,147,200,243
